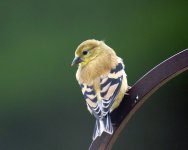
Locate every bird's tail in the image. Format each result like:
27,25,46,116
92,113,113,140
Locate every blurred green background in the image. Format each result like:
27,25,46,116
0,0,188,149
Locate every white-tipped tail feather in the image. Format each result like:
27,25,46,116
92,113,113,140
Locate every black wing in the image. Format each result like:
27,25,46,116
80,63,125,119
100,63,124,116
80,84,102,119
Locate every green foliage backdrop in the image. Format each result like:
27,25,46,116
0,0,188,149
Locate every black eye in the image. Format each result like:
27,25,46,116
82,51,88,55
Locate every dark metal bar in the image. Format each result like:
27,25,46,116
89,49,188,150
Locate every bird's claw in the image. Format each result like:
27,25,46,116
125,86,131,95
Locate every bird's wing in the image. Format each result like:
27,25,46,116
79,84,102,119
100,63,124,116
80,63,124,119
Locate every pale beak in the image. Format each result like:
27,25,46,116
71,57,83,66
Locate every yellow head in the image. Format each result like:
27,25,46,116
71,39,104,67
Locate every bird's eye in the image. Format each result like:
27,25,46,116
82,51,88,55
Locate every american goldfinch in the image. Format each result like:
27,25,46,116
72,39,128,140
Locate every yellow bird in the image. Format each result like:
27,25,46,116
72,39,128,140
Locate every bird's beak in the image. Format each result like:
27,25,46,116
71,57,83,66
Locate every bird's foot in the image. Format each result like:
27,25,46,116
125,86,132,95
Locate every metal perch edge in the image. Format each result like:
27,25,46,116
89,49,188,150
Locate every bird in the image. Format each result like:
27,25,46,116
72,39,129,140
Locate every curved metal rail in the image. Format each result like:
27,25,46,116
89,49,188,150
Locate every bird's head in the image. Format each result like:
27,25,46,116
71,39,104,67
